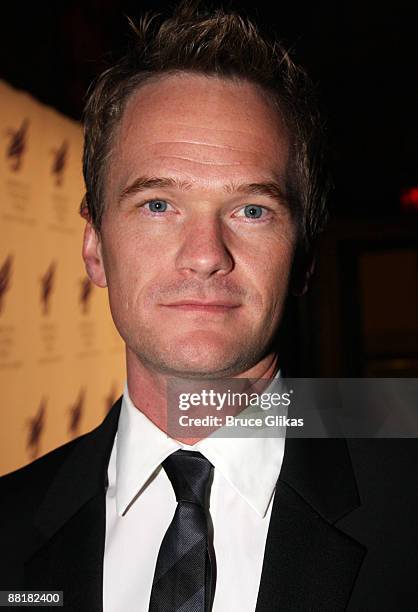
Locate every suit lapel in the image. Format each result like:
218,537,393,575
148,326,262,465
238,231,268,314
22,400,366,611
256,438,366,611
24,399,122,612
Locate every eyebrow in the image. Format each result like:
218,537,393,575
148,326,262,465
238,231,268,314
226,180,288,203
118,177,192,203
117,175,288,205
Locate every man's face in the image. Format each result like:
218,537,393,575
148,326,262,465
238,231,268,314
84,73,297,378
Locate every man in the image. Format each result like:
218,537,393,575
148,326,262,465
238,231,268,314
1,3,418,611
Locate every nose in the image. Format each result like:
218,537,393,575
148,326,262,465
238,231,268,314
175,214,234,280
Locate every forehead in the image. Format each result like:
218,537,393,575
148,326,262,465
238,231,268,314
109,73,290,193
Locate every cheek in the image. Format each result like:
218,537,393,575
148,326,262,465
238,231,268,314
242,236,295,289
103,240,170,316
102,239,140,297
253,245,295,321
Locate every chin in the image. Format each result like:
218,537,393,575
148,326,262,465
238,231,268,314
171,346,233,376
129,327,260,378
149,331,243,378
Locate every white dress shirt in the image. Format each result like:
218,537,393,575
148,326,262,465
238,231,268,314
103,382,286,612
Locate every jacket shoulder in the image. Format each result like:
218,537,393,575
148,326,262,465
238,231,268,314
0,399,121,524
0,433,88,519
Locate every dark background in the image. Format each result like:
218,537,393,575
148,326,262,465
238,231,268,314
1,0,417,375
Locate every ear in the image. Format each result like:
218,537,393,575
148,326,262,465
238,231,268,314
290,247,316,297
82,221,107,288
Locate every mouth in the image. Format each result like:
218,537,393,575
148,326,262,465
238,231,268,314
161,300,241,313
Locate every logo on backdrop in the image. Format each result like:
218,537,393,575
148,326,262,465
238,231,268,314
5,118,29,172
79,277,93,314
40,261,56,316
26,396,46,460
51,140,69,186
105,382,118,414
68,387,85,436
0,254,13,315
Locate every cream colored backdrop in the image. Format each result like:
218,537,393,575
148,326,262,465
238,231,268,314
0,81,125,476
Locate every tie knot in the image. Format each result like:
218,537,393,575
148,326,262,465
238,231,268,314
162,450,213,506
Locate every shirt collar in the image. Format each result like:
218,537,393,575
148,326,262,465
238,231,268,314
116,374,286,519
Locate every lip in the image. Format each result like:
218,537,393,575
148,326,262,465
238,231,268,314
162,300,241,312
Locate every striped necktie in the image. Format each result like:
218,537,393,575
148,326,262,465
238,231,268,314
149,450,214,611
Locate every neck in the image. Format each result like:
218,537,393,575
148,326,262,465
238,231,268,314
126,348,280,444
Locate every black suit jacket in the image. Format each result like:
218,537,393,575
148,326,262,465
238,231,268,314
1,398,418,611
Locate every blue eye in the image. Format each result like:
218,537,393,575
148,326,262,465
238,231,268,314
147,200,168,213
244,205,263,219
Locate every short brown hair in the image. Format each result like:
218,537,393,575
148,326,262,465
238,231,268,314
82,1,329,255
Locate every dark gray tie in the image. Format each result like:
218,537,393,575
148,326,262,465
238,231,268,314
148,450,214,612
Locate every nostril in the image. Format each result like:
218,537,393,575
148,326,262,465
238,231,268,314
175,231,234,278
